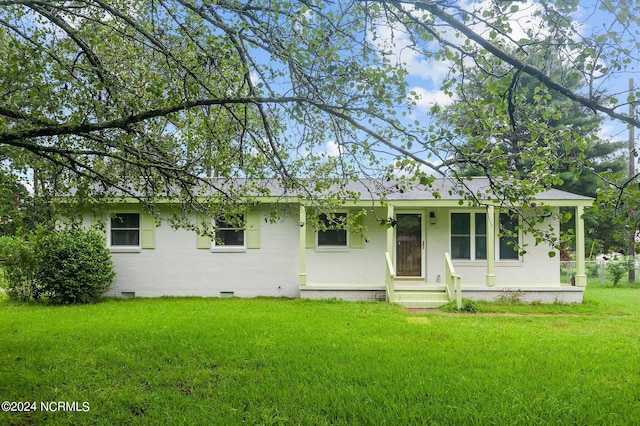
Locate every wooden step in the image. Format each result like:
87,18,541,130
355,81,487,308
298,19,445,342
395,299,449,308
394,291,448,301
393,289,449,308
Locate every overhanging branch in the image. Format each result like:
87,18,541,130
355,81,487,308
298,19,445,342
391,0,640,129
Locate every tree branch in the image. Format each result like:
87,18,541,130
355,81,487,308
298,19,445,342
395,0,640,129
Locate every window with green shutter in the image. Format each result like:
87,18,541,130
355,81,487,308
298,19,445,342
110,212,155,249
197,211,261,250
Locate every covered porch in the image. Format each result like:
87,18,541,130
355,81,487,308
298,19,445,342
298,199,590,308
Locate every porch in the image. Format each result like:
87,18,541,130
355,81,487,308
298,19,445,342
301,250,585,308
297,199,589,307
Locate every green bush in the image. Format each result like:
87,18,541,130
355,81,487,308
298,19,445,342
586,262,601,278
34,229,115,304
606,256,635,287
441,298,480,313
0,236,40,301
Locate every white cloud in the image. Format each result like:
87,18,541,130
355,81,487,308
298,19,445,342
410,86,455,112
455,0,548,45
598,121,628,141
370,18,451,86
370,0,554,88
324,140,344,157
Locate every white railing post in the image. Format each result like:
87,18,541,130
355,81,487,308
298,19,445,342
445,252,462,309
455,275,462,310
385,252,395,303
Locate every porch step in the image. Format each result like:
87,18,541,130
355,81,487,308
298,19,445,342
394,290,449,308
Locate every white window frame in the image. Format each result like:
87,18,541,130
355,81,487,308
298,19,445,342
108,212,141,252
450,210,487,261
316,211,349,250
211,215,246,252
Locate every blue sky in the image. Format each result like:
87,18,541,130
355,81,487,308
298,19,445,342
378,0,639,154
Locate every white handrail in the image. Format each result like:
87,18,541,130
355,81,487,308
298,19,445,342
444,252,462,309
385,252,395,303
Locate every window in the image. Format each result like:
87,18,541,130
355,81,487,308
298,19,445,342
450,213,470,259
451,211,520,261
499,213,519,260
110,213,140,246
317,213,347,247
451,212,486,260
214,216,245,247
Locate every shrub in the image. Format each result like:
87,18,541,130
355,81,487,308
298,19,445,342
606,256,635,287
34,229,115,304
586,262,601,278
495,288,524,304
441,298,480,313
0,236,40,301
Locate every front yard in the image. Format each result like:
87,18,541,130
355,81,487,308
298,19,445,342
1,286,639,425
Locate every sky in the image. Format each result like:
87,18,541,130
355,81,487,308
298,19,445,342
6,0,638,182
376,0,639,154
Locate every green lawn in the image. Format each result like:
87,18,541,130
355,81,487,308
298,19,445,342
1,287,639,425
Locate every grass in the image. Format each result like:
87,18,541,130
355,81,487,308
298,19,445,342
1,288,639,425
440,286,640,315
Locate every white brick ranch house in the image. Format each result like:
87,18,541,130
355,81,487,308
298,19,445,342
82,178,593,308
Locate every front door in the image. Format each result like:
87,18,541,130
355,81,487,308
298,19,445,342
396,214,422,277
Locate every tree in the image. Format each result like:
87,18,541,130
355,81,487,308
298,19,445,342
439,47,628,253
1,0,639,239
439,48,612,179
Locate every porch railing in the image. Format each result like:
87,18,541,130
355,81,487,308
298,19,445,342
445,252,462,309
385,251,395,303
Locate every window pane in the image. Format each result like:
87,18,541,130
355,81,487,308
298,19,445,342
111,213,139,229
451,213,470,234
217,229,245,246
318,213,347,246
110,213,140,246
474,213,486,260
217,216,244,229
451,236,470,259
318,229,347,246
475,213,486,235
111,230,139,246
215,216,245,246
499,213,519,260
475,236,487,260
451,213,470,259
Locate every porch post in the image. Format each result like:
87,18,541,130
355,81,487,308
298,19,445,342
486,205,496,287
299,204,307,286
574,205,587,287
386,204,394,256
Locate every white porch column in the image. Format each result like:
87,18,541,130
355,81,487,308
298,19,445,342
574,205,587,287
299,204,307,286
486,205,496,287
386,204,395,256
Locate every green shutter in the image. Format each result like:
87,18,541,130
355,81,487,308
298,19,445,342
246,210,261,249
196,233,212,249
140,211,156,249
349,211,365,249
195,214,212,249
